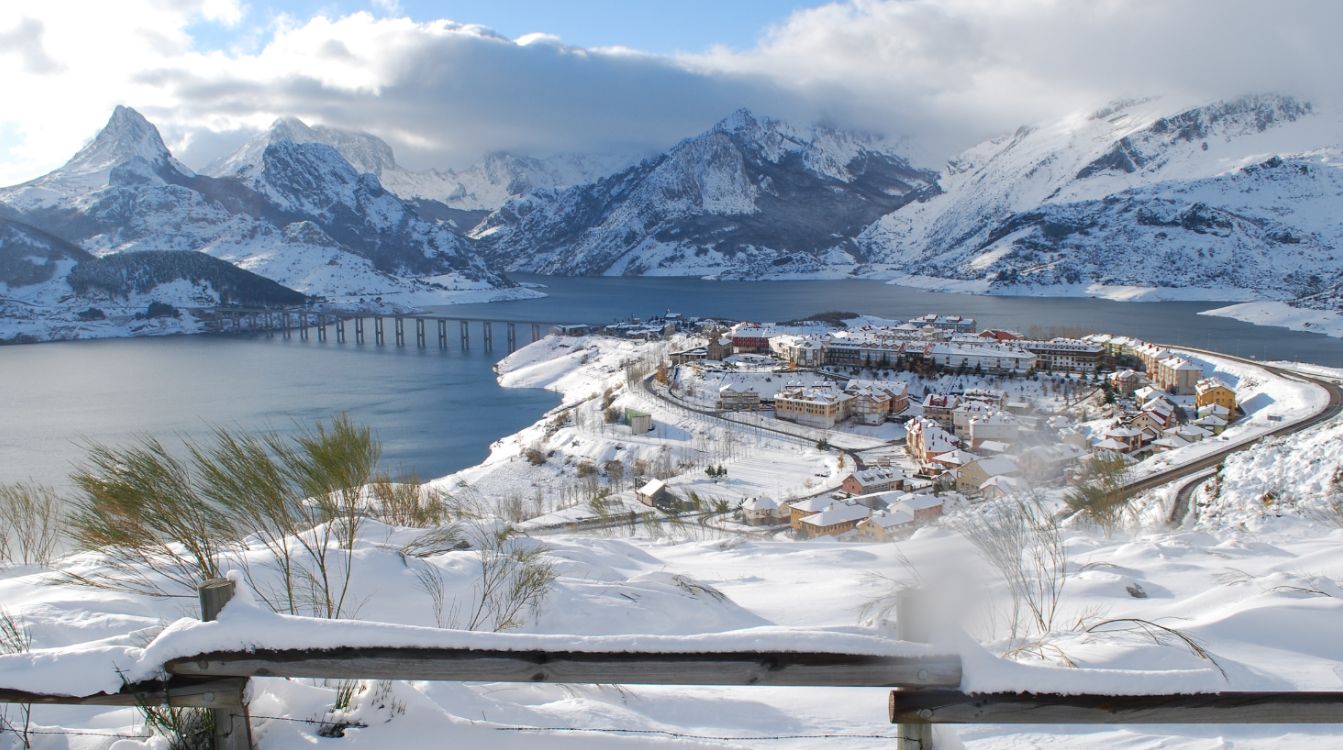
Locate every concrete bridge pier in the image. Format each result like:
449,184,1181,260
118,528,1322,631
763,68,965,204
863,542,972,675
395,317,405,347
437,319,447,349
416,318,426,348
299,312,308,341
506,322,516,353
282,312,291,340
483,321,493,353
460,320,469,351
317,316,326,342
375,317,385,346
355,317,365,344
531,323,541,343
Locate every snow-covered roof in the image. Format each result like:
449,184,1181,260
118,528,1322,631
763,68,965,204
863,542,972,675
932,449,980,466
789,497,833,514
898,494,944,511
979,475,1027,494
801,503,872,527
741,496,779,511
967,455,1018,478
862,508,914,529
1094,438,1128,451
639,479,666,496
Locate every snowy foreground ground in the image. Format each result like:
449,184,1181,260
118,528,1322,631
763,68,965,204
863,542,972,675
3,337,1343,748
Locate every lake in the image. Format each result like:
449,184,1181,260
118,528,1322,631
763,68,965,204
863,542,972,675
2,276,1339,489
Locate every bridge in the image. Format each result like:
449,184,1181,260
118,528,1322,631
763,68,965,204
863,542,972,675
200,306,575,355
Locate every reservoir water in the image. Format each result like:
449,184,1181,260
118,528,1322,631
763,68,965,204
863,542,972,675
2,276,1339,489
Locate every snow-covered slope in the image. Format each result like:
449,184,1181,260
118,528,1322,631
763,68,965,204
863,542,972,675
209,117,629,213
861,94,1343,300
381,150,635,212
0,216,313,342
0,107,527,323
472,109,938,278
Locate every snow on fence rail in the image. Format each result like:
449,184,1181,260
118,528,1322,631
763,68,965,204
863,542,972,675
5,581,1343,750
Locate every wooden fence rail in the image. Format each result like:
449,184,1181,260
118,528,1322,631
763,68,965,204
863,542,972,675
5,583,1343,750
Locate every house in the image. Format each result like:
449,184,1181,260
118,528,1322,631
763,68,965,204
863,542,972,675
979,474,1027,499
1194,414,1229,434
1103,425,1145,453
846,383,893,425
1169,423,1211,442
739,496,782,525
952,400,996,435
968,412,1020,446
774,384,852,428
840,467,906,496
1108,369,1140,396
892,493,945,521
1195,378,1237,414
906,417,959,466
1154,355,1203,395
845,379,910,423
956,455,1019,494
717,384,761,411
637,478,670,508
1198,403,1233,421
922,394,960,429
770,335,826,368
962,388,1007,408
787,497,834,529
856,508,915,541
932,449,981,472
798,502,872,538
1150,435,1190,452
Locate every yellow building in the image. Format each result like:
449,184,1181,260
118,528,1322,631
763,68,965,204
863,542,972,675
1195,378,1237,413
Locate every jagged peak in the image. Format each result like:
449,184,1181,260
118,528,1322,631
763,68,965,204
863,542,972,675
208,116,397,178
711,108,782,138
267,116,316,142
63,105,176,174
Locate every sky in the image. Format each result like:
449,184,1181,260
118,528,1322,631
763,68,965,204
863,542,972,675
1,0,1341,185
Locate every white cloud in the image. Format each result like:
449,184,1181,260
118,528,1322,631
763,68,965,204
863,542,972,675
2,0,1341,187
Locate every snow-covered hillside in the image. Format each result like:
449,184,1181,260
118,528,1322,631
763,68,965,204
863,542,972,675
0,107,533,340
861,95,1343,304
472,109,938,278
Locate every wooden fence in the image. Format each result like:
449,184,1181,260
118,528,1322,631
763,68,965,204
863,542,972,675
3,583,1342,750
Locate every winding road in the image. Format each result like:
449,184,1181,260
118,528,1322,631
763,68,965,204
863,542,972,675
1125,346,1343,524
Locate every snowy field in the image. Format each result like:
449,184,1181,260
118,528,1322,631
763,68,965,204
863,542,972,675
2,337,1343,748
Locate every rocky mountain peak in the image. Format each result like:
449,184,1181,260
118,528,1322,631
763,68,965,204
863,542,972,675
63,105,176,175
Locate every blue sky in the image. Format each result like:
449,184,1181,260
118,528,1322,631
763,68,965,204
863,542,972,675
190,0,821,54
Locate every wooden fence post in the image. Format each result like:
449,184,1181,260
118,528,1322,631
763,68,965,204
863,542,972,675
198,579,254,750
895,588,935,750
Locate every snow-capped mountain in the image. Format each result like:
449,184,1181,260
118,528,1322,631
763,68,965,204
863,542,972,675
860,94,1343,301
381,151,636,212
472,109,939,277
0,107,523,313
208,117,630,214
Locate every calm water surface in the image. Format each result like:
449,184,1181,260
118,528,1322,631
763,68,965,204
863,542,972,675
2,277,1339,488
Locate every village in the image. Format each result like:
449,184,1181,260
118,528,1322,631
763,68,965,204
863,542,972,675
580,312,1251,542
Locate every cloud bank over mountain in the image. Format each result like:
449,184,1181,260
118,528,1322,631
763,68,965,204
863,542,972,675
2,0,1341,184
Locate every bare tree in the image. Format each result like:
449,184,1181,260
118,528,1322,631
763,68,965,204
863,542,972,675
958,495,1068,642
0,482,64,566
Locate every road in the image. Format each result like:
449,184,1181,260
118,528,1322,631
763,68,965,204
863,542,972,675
1121,347,1342,508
